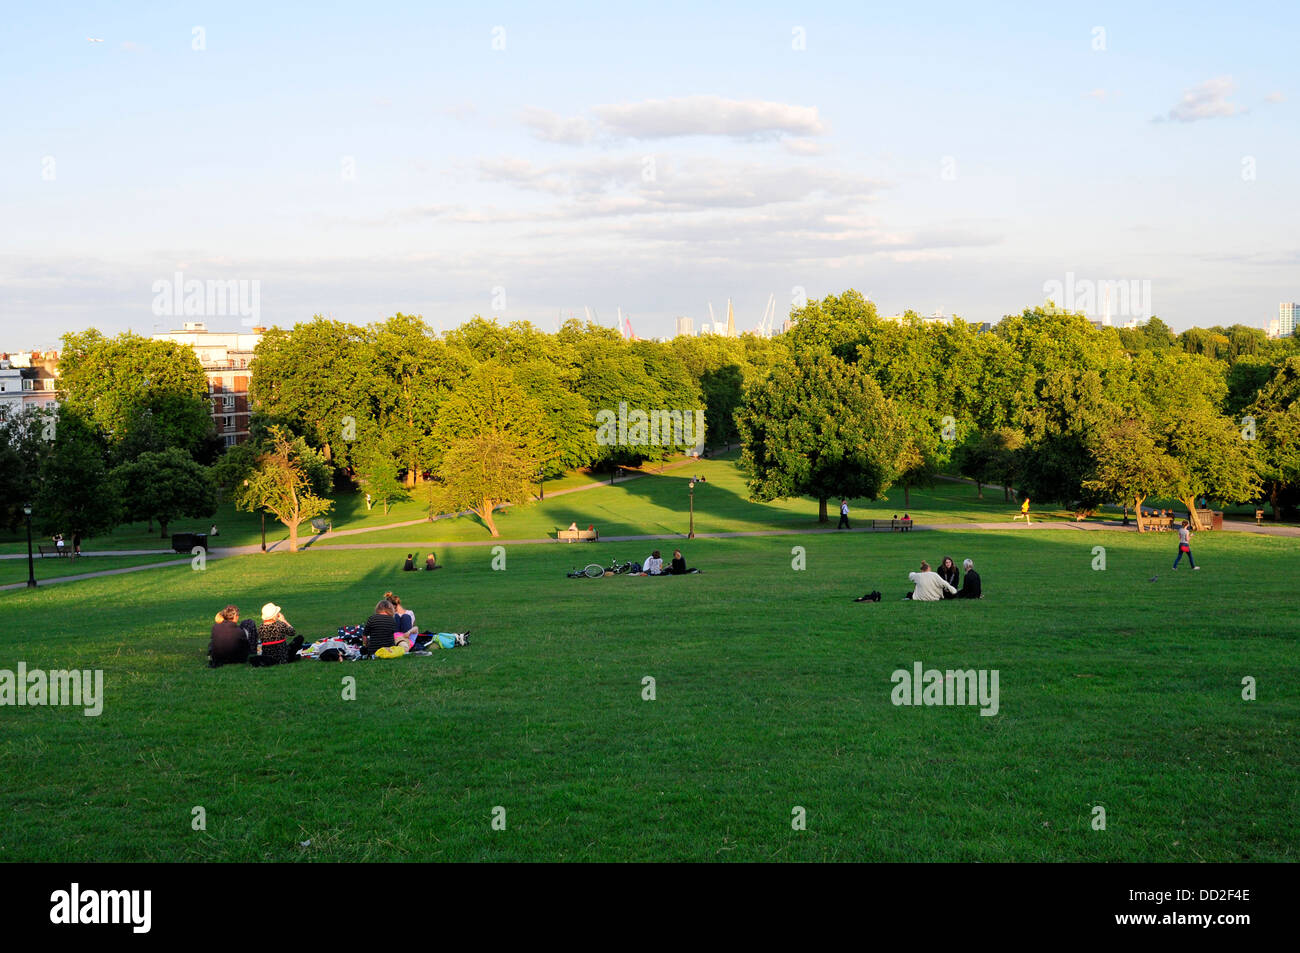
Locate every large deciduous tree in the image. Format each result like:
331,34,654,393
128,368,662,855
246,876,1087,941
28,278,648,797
1083,420,1183,532
232,426,333,552
736,350,909,522
110,448,218,538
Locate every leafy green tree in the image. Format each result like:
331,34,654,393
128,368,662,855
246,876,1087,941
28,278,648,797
430,432,538,537
737,350,909,521
232,426,333,552
248,318,376,467
110,448,218,538
33,410,120,539
1163,408,1260,529
1245,356,1300,519
784,289,879,359
0,406,55,531
1083,420,1183,532
355,448,408,515
58,329,215,459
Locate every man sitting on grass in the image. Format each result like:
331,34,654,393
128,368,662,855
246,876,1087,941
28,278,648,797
957,559,982,599
905,561,957,601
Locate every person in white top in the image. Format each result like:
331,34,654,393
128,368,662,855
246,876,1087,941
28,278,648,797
1173,520,1199,570
643,550,664,575
906,561,958,601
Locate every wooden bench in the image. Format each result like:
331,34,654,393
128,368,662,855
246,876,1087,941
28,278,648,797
867,519,914,532
557,527,599,543
37,545,71,558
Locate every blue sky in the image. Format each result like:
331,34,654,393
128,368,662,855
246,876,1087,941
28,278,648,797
1,0,1296,346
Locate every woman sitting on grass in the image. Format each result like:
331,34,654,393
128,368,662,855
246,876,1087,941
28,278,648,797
250,603,303,666
208,605,253,667
937,556,960,599
385,591,416,635
362,600,400,654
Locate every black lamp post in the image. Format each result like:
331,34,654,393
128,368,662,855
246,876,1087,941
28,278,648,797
261,511,266,552
23,503,36,588
688,478,696,540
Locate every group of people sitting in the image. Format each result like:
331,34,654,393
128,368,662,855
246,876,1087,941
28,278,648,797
402,552,441,571
640,549,697,575
207,590,467,667
905,557,982,601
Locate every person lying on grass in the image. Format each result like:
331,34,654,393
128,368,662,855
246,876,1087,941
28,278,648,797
904,561,957,601
250,603,303,666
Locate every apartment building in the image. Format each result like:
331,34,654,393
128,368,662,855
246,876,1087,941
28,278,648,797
152,322,264,446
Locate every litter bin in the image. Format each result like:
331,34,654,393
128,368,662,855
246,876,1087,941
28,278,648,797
171,532,208,553
1212,511,1223,531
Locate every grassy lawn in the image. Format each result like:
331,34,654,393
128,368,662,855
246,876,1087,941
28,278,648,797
1,553,188,588
1,496,1296,861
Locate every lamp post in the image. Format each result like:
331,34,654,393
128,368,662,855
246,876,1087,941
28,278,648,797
688,478,696,540
261,511,266,553
23,503,36,588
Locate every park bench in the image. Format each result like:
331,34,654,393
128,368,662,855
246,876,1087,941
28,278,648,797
311,518,332,534
867,518,913,532
557,526,599,542
37,545,71,558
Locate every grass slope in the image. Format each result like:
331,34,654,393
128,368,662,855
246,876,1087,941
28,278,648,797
1,510,1296,862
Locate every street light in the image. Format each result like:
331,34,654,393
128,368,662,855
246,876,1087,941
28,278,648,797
23,503,36,588
688,478,696,540
245,479,267,552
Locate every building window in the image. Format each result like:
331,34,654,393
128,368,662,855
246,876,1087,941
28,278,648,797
221,415,235,431
223,395,234,410
224,434,237,447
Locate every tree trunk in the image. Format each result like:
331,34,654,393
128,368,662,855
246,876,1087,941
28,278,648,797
818,497,828,523
159,520,169,539
904,484,911,508
383,501,390,515
147,517,153,533
323,442,332,462
1003,485,1010,502
1182,498,1204,531
481,500,499,537
976,480,983,499
1134,495,1145,533
1270,483,1280,521
288,519,299,553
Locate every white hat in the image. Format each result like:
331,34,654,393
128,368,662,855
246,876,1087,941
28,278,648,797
261,602,281,621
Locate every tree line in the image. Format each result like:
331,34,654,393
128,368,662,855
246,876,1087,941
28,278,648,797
2,299,1295,546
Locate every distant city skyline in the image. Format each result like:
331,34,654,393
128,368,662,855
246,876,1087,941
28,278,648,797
2,1,1297,348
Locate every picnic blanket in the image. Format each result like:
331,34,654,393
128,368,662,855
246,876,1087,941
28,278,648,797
299,627,467,660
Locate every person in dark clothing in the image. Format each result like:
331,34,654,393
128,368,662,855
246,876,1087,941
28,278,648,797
362,600,399,653
937,556,960,599
425,552,440,571
403,553,416,571
957,559,982,599
250,603,303,666
72,533,82,556
670,549,687,574
208,605,252,667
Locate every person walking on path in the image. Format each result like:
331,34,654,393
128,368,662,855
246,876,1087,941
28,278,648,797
838,499,851,530
1173,520,1200,570
1012,497,1031,524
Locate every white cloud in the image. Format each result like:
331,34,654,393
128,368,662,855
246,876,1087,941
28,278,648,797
1155,76,1247,123
1264,91,1285,104
593,95,825,140
1084,88,1108,101
783,137,828,155
519,106,594,144
521,96,826,144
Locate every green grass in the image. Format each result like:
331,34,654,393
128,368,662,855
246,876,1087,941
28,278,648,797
1,553,187,587
1,477,1296,861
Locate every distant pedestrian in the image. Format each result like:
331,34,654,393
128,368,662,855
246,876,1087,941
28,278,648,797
72,533,82,556
838,499,851,529
1173,520,1199,570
